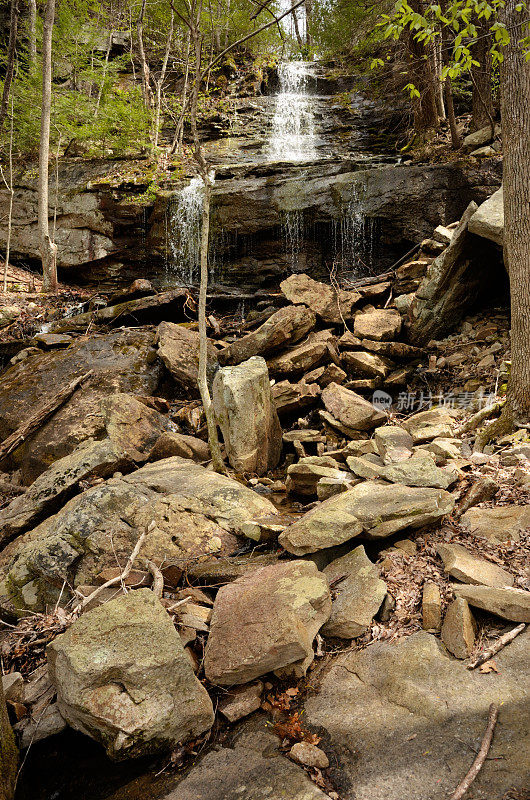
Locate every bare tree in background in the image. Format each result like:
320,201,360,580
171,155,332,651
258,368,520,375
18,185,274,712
0,0,20,127
38,0,58,293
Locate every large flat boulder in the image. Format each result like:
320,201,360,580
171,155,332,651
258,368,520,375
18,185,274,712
460,505,530,542
321,383,387,432
267,330,334,376
204,561,331,685
280,273,360,324
378,452,458,489
47,589,214,760
219,305,316,366
102,393,174,461
305,630,530,799
156,322,218,393
353,308,402,341
468,186,503,245
0,328,162,483
0,458,278,616
437,542,514,588
454,585,530,622
279,481,455,555
213,357,282,475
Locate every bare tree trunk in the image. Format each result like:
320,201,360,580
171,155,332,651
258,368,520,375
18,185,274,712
407,0,438,133
189,16,224,472
500,0,530,421
305,0,313,47
471,18,494,132
290,1,304,50
0,0,20,127
27,0,37,68
94,32,112,117
433,39,445,120
440,2,461,149
171,30,191,154
137,0,154,108
1,95,15,292
38,0,58,293
0,671,17,800
154,10,174,149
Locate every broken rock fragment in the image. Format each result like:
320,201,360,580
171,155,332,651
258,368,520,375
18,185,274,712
204,561,331,685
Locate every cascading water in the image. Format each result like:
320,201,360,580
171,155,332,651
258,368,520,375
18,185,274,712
167,176,205,285
267,61,317,162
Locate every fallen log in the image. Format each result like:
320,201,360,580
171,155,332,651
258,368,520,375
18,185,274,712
48,289,189,333
0,372,92,464
450,704,499,800
467,624,526,670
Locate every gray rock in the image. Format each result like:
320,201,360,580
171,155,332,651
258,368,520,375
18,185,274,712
468,186,503,245
0,458,277,616
267,330,334,376
102,393,174,461
286,459,353,498
304,630,530,799
379,452,459,489
422,582,442,631
289,742,329,769
156,322,218,393
402,407,454,443
219,305,316,366
453,585,530,622
342,351,394,380
374,425,414,463
462,124,501,151
47,589,214,760
213,357,281,475
321,382,387,432
272,380,320,415
218,682,263,722
322,546,387,638
280,273,360,324
437,542,514,588
204,561,331,685
441,597,477,659
278,481,455,555
148,431,210,462
346,454,384,479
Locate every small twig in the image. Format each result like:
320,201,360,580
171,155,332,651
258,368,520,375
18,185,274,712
166,596,192,613
450,703,499,800
74,522,155,612
146,559,164,598
467,624,526,670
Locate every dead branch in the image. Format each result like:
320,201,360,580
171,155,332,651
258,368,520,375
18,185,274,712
455,401,504,437
74,522,155,612
146,559,164,598
450,703,499,800
467,624,526,670
0,372,92,464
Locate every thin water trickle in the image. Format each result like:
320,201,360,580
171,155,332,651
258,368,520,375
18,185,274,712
268,61,317,162
167,176,205,285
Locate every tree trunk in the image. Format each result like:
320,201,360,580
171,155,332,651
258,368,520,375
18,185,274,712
0,674,17,800
2,94,15,292
433,39,445,119
38,0,58,293
407,0,438,133
189,20,225,473
27,0,37,67
137,0,154,108
471,17,494,132
154,10,174,149
444,76,461,149
290,2,304,50
305,0,313,47
0,0,20,127
500,0,530,420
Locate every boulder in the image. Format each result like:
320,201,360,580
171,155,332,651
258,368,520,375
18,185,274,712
460,505,530,542
0,328,162,483
468,186,503,246
0,676,17,800
436,542,514,588
378,452,459,489
267,330,334,376
374,425,414,463
321,546,387,639
102,393,175,461
280,273,360,323
47,589,214,760
278,481,455,555
441,598,477,659
0,439,134,545
321,383,387,432
0,458,278,616
402,407,454,443
218,682,263,722
204,561,331,685
454,585,530,622
408,202,500,344
353,308,402,341
462,124,501,151
304,630,530,800
272,380,320,415
148,431,210,462
346,454,384,480
212,356,282,475
422,581,442,630
286,457,353,497
219,305,316,366
418,437,462,463
342,351,394,380
162,730,329,800
156,322,218,393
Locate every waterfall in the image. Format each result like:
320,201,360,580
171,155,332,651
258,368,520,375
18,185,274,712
332,188,378,277
167,176,205,285
267,61,317,162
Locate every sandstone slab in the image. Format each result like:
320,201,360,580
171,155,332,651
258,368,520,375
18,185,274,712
353,308,402,341
280,273,360,324
454,585,530,622
402,407,454,443
321,382,386,432
468,186,503,246
379,452,459,489
441,597,477,659
437,542,514,588
148,430,210,462
156,322,217,393
204,561,331,685
460,505,530,542
374,425,414,463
